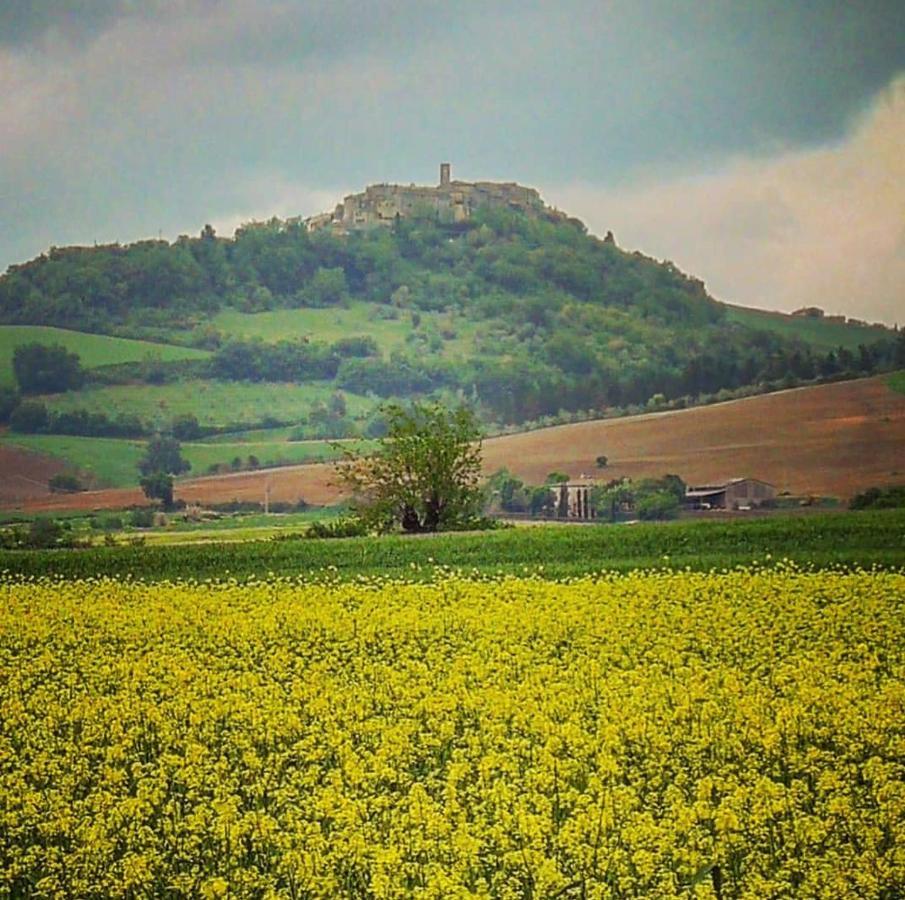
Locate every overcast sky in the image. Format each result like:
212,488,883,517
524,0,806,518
2,1,903,322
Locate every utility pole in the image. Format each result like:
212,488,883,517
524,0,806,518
264,477,271,515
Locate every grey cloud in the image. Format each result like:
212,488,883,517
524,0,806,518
0,1,220,47
545,75,905,325
1,0,903,290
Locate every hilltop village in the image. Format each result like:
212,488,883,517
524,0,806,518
305,163,566,233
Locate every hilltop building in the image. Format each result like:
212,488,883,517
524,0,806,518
305,163,557,234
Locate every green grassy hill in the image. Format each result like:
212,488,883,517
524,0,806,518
38,379,374,431
0,192,900,498
209,304,482,359
0,432,356,488
0,325,209,385
723,304,888,351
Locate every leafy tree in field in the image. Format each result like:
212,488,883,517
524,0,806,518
336,403,483,533
592,478,636,522
139,472,174,509
529,485,556,516
138,434,191,477
137,433,189,509
591,474,686,521
13,343,85,394
486,468,529,513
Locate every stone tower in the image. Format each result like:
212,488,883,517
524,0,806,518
440,162,451,186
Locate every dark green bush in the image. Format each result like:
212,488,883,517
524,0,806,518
48,474,83,493
129,508,156,528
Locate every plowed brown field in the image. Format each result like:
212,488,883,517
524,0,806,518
7,375,905,513
0,445,66,507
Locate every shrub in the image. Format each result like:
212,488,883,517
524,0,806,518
850,485,905,510
129,508,156,528
305,518,369,539
48,474,83,493
9,401,50,433
636,490,680,521
92,515,123,532
171,414,203,441
28,518,65,548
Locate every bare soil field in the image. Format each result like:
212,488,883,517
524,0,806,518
481,375,905,498
8,375,905,513
0,444,66,507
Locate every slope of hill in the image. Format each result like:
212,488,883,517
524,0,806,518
3,190,900,435
8,374,903,513
723,305,891,351
0,325,209,385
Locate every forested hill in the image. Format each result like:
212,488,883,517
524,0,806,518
1,206,900,425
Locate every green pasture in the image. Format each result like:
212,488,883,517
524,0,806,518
0,435,147,487
39,380,375,430
179,437,367,477
724,305,889,351
197,426,299,443
209,303,480,357
888,371,905,396
2,508,902,582
0,433,356,488
0,325,209,386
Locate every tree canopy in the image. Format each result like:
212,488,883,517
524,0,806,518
13,342,85,394
336,403,483,533
138,434,191,477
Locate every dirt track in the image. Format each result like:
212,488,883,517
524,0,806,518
5,375,905,513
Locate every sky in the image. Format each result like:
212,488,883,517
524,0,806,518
1,0,903,323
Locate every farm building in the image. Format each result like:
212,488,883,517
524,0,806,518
684,478,777,510
551,480,597,519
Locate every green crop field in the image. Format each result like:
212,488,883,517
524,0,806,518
0,432,353,487
0,325,209,385
38,379,375,430
723,305,889,351
209,303,480,358
2,508,902,581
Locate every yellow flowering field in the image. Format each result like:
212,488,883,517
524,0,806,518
1,568,903,898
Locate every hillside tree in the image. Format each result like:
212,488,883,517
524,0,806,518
138,433,190,509
13,343,85,394
138,434,191,477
